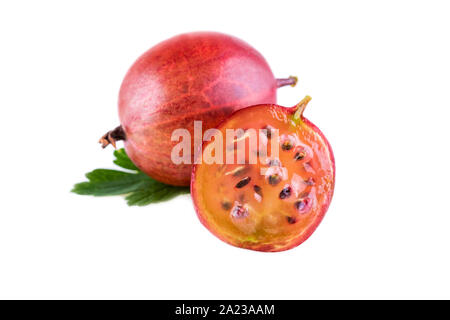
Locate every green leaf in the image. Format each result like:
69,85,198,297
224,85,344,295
113,148,139,171
125,183,190,206
72,148,190,206
72,170,148,196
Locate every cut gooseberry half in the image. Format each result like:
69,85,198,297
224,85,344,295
191,96,335,252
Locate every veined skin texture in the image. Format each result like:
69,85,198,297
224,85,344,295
119,32,280,186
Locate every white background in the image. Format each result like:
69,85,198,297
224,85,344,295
0,0,449,299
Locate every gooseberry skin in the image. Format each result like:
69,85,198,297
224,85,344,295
191,98,335,252
118,32,289,186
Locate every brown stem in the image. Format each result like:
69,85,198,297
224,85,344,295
99,125,126,149
276,76,298,88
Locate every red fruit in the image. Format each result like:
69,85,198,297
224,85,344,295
191,96,335,252
100,32,296,186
